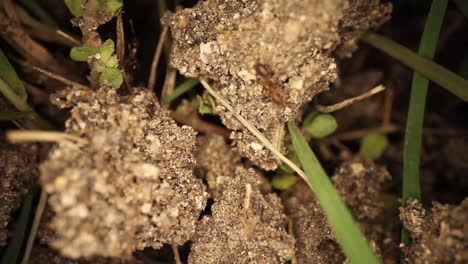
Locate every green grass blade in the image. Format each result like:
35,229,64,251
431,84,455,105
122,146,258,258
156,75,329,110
162,78,199,104
402,0,448,246
0,51,54,130
0,190,36,264
288,122,380,264
0,110,34,121
158,0,167,18
361,33,468,103
0,49,27,101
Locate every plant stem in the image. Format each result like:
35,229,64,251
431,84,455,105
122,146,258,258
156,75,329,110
401,0,448,247
361,33,468,103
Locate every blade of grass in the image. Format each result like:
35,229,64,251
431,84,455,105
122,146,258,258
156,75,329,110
0,49,27,101
288,122,380,264
0,50,54,130
0,190,37,264
361,33,468,103
162,78,199,104
0,110,34,120
401,0,448,246
158,0,167,18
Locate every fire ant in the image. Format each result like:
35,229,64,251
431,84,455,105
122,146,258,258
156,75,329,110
254,63,287,105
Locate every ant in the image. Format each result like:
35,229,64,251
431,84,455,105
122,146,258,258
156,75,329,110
254,63,287,105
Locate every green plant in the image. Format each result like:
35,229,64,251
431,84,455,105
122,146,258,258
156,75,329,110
359,132,389,160
401,0,448,246
304,113,338,139
70,39,123,88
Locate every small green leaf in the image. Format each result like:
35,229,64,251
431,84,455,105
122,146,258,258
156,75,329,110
104,56,119,68
0,49,27,101
99,39,115,63
70,46,100,61
99,67,123,88
197,95,216,115
103,0,123,13
64,0,86,17
359,132,389,160
278,152,300,174
305,113,337,139
271,172,298,190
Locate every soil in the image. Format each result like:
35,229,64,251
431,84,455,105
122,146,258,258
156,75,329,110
0,0,467,263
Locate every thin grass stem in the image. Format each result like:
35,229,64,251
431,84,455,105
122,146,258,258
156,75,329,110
401,0,448,247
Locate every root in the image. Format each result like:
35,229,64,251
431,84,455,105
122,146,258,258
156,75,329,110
315,84,385,113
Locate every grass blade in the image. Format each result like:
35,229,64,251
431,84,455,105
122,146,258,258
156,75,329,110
162,78,199,104
0,49,27,101
288,122,380,264
401,0,448,246
0,190,36,264
361,33,468,102
0,110,34,121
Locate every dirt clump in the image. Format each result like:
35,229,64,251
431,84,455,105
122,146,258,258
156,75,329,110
0,143,39,247
283,158,395,263
165,0,391,170
30,245,142,264
195,134,271,199
189,166,295,263
40,87,208,259
335,1,392,58
400,198,468,264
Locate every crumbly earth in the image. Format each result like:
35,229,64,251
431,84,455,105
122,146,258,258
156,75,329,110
40,88,208,258
400,198,468,264
195,135,241,199
165,0,391,170
30,245,142,264
195,134,271,199
0,143,39,247
189,166,295,263
335,0,392,58
282,158,395,263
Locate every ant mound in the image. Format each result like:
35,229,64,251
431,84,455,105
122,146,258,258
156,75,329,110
165,0,391,170
40,88,208,259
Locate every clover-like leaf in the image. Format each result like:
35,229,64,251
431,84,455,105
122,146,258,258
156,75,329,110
103,0,123,13
70,46,100,62
64,0,86,17
99,67,123,88
99,39,115,63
